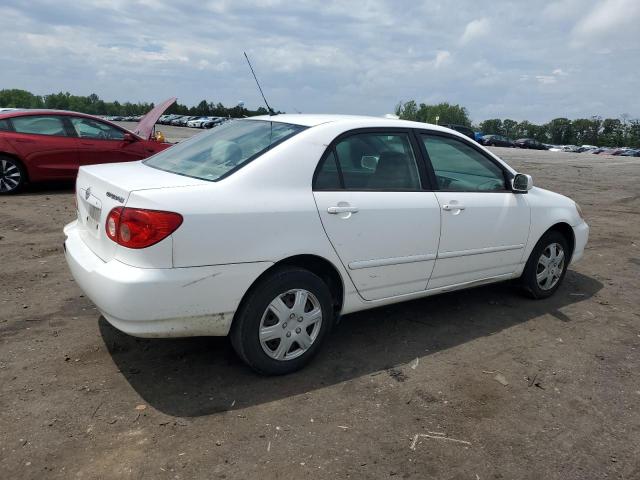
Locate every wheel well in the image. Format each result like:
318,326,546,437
242,255,344,316
0,152,28,181
546,222,575,260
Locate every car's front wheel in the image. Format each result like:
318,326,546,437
521,231,569,299
230,267,334,375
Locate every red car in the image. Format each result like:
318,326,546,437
0,98,176,194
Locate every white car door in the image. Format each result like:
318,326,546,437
418,132,531,289
313,130,441,301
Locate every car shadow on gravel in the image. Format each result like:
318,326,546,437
100,270,602,417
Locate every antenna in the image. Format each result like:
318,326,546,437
244,52,275,115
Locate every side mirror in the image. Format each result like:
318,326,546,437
123,132,137,143
512,173,533,193
361,155,378,171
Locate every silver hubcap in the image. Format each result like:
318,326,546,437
536,242,565,290
0,159,21,192
259,289,322,361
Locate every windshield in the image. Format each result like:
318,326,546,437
144,119,306,181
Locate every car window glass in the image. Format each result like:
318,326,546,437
421,134,506,191
314,151,341,190
70,117,124,140
11,116,68,136
145,120,306,181
0,119,11,131
333,133,421,190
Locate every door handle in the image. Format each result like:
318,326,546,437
327,206,359,214
442,204,465,211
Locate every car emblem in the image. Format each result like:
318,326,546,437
85,187,91,200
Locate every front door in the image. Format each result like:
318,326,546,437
69,116,145,166
418,133,531,289
313,130,441,301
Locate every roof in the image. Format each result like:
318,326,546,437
0,109,99,120
247,113,451,132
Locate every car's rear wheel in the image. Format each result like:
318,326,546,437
521,231,569,299
230,267,333,375
0,156,26,194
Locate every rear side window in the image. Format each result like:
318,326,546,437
11,116,69,136
0,119,11,131
315,132,421,191
421,134,506,191
145,119,306,181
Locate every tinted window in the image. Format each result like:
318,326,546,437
145,119,306,181
332,132,421,190
70,117,124,140
314,151,341,190
12,116,68,136
421,134,506,191
0,119,11,131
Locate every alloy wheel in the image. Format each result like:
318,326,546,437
0,159,22,193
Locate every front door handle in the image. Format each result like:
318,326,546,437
442,204,465,211
327,206,359,214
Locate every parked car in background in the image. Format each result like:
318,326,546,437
515,138,548,150
482,134,515,147
63,114,589,374
620,149,640,157
0,98,176,194
202,117,227,129
186,117,213,128
440,123,475,140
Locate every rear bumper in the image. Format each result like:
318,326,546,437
63,221,272,338
571,220,589,264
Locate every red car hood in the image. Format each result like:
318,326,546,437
133,97,176,140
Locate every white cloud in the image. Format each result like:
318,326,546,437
459,18,490,44
572,0,640,41
536,75,557,85
433,50,451,69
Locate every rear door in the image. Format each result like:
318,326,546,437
418,132,530,289
69,116,146,166
8,115,79,179
313,129,441,301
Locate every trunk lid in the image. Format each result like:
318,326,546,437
75,161,206,262
133,97,176,140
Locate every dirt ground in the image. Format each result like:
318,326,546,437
1,125,639,479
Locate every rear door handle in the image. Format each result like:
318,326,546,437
327,206,359,214
442,204,465,211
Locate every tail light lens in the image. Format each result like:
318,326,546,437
105,207,183,249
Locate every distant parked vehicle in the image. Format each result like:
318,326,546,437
0,98,176,193
202,117,227,129
515,138,548,150
482,134,515,148
186,117,213,128
619,149,640,157
440,123,475,140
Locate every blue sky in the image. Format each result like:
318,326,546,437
1,0,638,123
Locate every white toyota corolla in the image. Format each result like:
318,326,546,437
64,115,589,374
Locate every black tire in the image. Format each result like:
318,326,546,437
230,267,334,375
521,230,570,299
0,155,27,194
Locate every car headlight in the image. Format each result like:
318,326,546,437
575,202,585,220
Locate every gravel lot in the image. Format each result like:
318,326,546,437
1,125,639,479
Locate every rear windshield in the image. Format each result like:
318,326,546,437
144,119,306,181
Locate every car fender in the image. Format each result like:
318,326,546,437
521,187,582,264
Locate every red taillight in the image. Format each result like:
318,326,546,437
105,207,183,249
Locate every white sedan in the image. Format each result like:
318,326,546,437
64,115,589,374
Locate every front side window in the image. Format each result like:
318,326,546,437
316,132,421,191
145,119,306,181
11,116,68,136
421,134,506,191
70,117,124,140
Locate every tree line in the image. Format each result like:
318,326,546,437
0,89,268,119
395,100,640,147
